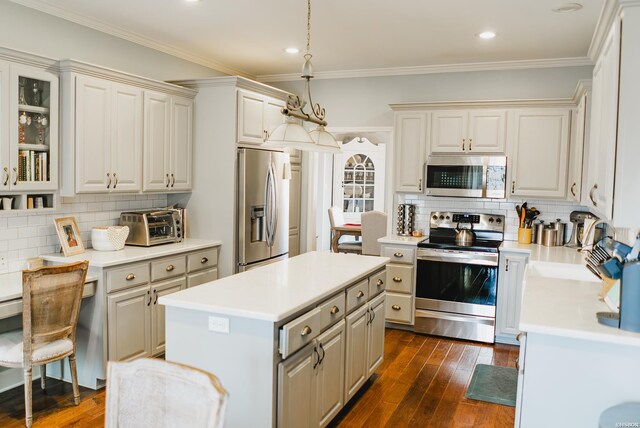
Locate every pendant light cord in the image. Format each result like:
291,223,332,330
306,0,311,56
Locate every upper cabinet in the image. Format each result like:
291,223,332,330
568,83,591,203
237,90,285,145
430,109,506,154
509,108,570,199
394,112,427,192
59,60,196,196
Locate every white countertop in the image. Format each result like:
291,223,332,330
0,271,99,302
378,235,425,246
40,238,222,268
503,242,640,347
160,251,389,322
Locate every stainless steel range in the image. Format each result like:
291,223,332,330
415,211,505,343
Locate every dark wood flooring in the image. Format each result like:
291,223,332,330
0,329,516,427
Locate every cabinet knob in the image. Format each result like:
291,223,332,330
201,257,209,264
376,278,384,286
394,252,403,258
126,273,136,281
3,167,8,186
330,305,340,315
391,304,401,311
166,264,175,272
356,290,365,298
300,325,312,336
393,276,402,283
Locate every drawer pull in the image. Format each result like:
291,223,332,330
330,305,340,315
201,257,209,264
393,276,402,283
376,279,383,286
391,304,401,311
300,325,312,336
356,290,365,299
393,252,403,258
166,264,175,272
126,273,136,281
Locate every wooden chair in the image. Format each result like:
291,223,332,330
0,261,89,427
328,206,362,253
361,211,388,256
105,358,228,428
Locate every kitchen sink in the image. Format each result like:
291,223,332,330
526,262,600,283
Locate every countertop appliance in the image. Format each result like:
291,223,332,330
119,209,183,246
566,210,600,248
237,148,289,272
425,156,506,198
415,211,505,343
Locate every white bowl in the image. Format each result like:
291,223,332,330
91,226,129,251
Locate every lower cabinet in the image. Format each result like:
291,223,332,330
315,322,346,427
367,295,385,377
186,267,218,288
495,251,529,344
107,284,151,361
150,277,186,355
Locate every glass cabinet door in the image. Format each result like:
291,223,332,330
9,64,58,191
342,153,376,214
0,61,9,190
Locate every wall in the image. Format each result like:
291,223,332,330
0,194,167,273
0,1,224,81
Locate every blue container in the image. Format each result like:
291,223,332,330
619,261,640,333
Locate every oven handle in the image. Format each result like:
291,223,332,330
417,253,498,267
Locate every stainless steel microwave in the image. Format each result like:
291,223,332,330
424,156,506,198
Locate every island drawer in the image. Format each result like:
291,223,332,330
187,248,219,273
187,268,218,288
386,265,413,293
368,269,386,297
279,307,321,359
382,246,415,264
346,279,369,313
317,292,346,331
385,293,413,324
106,263,150,293
151,256,186,282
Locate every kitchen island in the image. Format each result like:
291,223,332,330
160,251,388,428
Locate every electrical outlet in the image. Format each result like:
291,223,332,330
208,316,230,334
0,257,7,274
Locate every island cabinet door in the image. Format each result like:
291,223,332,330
150,277,186,356
107,284,151,361
344,305,369,403
277,343,316,428
315,321,345,428
367,294,386,377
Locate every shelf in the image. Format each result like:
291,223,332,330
18,144,50,152
18,104,49,114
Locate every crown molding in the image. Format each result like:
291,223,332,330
572,79,593,102
0,46,57,70
257,57,593,83
9,0,254,79
389,98,578,111
588,0,640,61
170,76,291,100
59,59,197,97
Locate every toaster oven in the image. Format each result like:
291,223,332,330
119,210,183,246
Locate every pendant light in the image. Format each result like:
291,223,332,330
263,0,340,153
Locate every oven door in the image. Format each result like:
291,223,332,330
416,248,498,318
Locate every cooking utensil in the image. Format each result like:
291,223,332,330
455,222,475,245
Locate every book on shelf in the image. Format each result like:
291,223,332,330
18,150,48,182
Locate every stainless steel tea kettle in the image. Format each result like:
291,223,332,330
455,222,475,245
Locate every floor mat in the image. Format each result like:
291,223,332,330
465,364,517,407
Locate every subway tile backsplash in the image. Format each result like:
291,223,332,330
0,194,167,273
396,194,588,242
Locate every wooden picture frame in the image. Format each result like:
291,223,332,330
54,217,85,256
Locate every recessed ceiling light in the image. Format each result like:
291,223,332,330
478,31,497,40
284,47,300,54
552,3,583,13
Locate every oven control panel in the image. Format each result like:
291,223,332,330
429,211,505,233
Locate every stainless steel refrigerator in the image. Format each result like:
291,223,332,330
237,148,290,272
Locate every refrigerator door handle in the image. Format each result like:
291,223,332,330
270,162,278,244
265,166,273,247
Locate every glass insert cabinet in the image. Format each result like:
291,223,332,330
1,63,58,194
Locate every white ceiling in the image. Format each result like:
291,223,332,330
11,0,604,80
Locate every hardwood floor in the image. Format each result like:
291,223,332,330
0,329,516,427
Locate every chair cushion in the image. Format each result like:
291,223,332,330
338,242,363,251
0,330,73,366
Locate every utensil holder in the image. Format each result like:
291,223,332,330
518,227,532,244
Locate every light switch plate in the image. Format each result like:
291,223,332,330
208,316,230,334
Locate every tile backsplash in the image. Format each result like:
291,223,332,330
396,194,588,242
0,194,167,273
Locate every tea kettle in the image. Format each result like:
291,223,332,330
455,222,475,245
